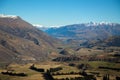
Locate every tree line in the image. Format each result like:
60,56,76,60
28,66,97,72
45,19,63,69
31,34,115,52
29,64,44,72
1,71,27,76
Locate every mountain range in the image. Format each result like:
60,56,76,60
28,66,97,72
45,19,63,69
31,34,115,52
44,22,120,46
0,14,120,64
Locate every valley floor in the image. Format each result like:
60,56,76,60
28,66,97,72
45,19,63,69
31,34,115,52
0,61,120,80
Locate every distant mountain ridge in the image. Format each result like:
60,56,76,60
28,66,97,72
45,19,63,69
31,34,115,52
45,22,120,45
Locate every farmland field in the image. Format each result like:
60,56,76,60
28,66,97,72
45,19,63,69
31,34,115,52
0,61,120,80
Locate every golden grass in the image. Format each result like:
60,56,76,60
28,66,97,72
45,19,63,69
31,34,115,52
0,63,45,80
0,61,120,80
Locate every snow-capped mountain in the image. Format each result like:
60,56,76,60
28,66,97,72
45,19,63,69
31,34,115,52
33,24,44,28
45,22,120,45
33,24,62,31
33,24,50,31
84,22,116,27
0,14,19,19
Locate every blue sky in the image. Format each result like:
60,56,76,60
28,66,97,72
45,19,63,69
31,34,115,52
0,0,120,27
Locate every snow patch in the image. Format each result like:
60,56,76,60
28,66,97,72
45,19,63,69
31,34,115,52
33,24,44,28
84,21,116,27
0,14,18,19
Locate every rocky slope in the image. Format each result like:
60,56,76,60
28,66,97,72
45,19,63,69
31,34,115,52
0,15,60,63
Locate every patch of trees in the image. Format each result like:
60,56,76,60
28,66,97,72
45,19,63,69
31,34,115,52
52,56,81,62
52,71,81,75
88,56,120,63
98,66,120,71
114,53,120,57
1,71,27,77
49,67,62,72
57,47,63,49
83,75,96,80
103,74,109,80
102,74,120,80
77,64,85,69
77,63,92,70
43,69,54,80
54,77,84,80
68,63,76,67
52,71,91,77
29,64,44,72
45,68,96,80
116,76,120,80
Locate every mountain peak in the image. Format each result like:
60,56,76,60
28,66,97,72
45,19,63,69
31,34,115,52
0,14,19,19
0,14,34,29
